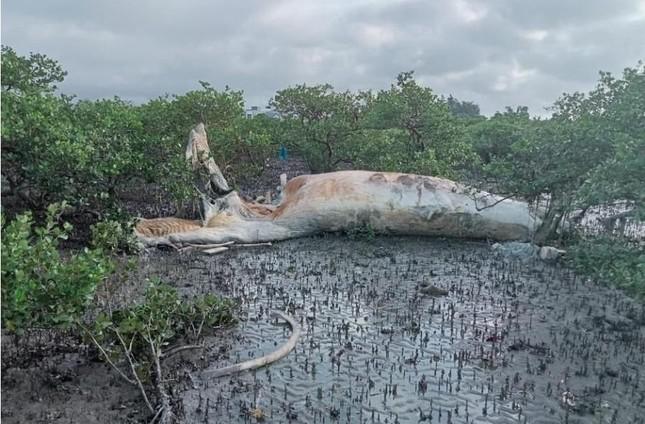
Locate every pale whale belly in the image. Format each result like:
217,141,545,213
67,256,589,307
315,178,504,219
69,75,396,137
272,171,538,241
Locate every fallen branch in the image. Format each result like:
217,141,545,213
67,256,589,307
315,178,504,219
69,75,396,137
204,310,301,378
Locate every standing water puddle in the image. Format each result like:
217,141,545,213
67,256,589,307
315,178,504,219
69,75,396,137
142,236,644,423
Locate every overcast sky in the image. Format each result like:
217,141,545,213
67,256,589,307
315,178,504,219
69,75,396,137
2,0,644,115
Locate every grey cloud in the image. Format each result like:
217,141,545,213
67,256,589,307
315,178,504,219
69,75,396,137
2,0,644,115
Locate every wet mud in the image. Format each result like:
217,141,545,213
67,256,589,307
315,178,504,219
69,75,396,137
1,344,144,423
2,235,643,423
146,235,644,424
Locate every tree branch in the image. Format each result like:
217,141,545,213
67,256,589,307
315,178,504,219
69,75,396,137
77,321,135,385
146,330,174,424
115,329,155,414
472,193,518,212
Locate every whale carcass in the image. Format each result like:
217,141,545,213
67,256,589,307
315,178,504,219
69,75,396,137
135,124,540,248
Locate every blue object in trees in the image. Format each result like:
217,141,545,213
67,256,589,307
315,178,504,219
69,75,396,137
279,145,288,161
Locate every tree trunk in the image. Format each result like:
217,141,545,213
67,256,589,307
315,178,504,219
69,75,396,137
534,195,565,245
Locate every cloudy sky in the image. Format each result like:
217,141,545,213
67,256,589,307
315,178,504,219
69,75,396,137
2,0,644,115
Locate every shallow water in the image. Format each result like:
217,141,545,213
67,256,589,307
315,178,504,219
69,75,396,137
142,235,645,424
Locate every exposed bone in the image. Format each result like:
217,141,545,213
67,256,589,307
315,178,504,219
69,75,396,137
187,241,235,249
204,310,301,378
201,247,229,255
185,123,230,195
231,242,273,248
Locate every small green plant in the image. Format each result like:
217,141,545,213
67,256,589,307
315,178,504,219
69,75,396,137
1,203,114,333
82,279,236,421
345,222,377,241
90,218,141,254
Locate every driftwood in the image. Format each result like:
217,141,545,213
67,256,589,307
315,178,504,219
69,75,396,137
135,123,541,247
204,310,301,378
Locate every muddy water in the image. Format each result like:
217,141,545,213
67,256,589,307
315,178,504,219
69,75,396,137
143,236,644,424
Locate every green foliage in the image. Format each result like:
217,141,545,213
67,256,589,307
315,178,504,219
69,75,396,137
88,279,236,380
138,82,243,166
71,97,146,207
445,95,482,119
347,129,410,171
271,72,474,177
1,73,81,208
90,219,141,254
1,45,67,93
467,64,644,243
568,236,645,297
1,203,114,333
569,64,645,220
1,47,274,214
344,222,376,241
271,84,362,172
1,47,144,213
466,107,531,165
362,71,473,178
137,82,276,200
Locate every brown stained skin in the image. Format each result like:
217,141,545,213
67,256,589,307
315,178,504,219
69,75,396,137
283,175,309,197
274,174,363,219
272,175,310,218
368,173,387,183
245,203,275,217
396,175,415,186
206,211,240,228
135,218,201,237
318,177,358,200
423,179,437,192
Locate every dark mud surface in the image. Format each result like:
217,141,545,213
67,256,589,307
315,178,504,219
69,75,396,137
1,336,144,423
3,235,644,423
146,236,645,423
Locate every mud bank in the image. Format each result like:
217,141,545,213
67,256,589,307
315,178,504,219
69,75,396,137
157,235,644,423
2,236,643,423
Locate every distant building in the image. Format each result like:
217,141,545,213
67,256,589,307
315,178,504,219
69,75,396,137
245,105,280,119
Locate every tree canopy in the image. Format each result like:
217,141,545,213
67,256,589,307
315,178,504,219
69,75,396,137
1,45,642,259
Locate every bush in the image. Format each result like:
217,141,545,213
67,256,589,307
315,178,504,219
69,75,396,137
568,236,645,297
90,219,141,254
1,203,114,333
90,279,236,362
83,279,237,419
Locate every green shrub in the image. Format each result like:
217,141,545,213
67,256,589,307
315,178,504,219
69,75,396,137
90,279,235,360
568,236,645,297
1,203,114,333
345,222,377,241
90,219,141,254
82,279,236,417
